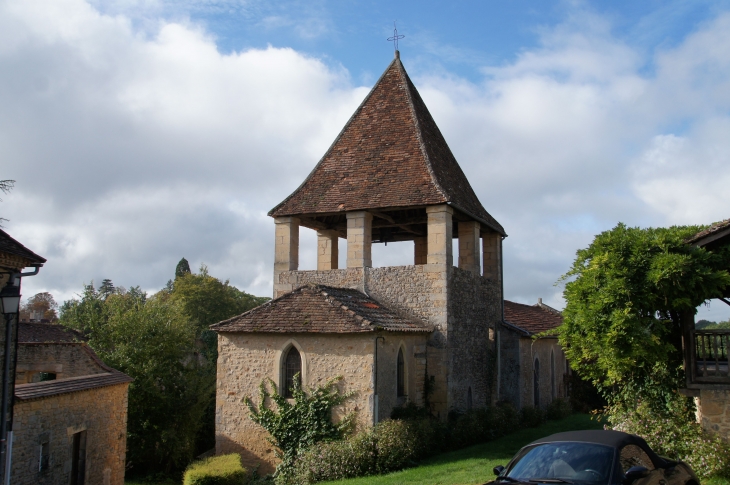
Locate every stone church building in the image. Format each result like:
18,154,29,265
213,51,539,473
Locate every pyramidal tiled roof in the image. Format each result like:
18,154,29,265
0,228,45,265
269,53,505,235
211,284,432,334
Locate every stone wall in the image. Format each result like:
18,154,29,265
12,383,129,485
498,325,523,409
16,343,107,384
217,332,376,474
447,267,501,412
519,337,568,409
374,334,429,421
696,389,730,439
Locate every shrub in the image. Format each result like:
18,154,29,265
607,396,730,480
183,454,249,485
519,406,546,428
546,398,573,420
245,375,355,474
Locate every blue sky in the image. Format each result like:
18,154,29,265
3,0,730,321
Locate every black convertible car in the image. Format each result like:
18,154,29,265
487,430,699,485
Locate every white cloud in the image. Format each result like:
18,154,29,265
4,1,730,322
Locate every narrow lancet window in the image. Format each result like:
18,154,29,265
284,347,302,398
397,348,405,397
533,357,540,407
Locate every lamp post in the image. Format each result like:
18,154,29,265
0,275,20,485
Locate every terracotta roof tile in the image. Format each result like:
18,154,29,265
504,300,563,336
18,322,85,343
14,372,133,401
686,218,730,247
211,284,431,334
0,228,45,265
269,54,504,235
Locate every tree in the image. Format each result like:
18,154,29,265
20,292,59,322
98,279,116,298
0,179,14,226
60,285,209,476
559,223,730,403
175,257,192,279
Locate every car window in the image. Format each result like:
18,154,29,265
619,445,654,472
507,442,614,484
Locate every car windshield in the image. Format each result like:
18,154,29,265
505,442,614,485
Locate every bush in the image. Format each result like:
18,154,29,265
183,454,249,485
546,398,572,420
607,396,730,480
519,406,546,428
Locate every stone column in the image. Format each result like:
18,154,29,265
458,221,481,274
274,217,299,297
317,230,339,271
426,205,453,267
414,237,427,265
346,211,373,268
482,232,501,282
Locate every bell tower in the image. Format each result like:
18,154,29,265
268,51,506,415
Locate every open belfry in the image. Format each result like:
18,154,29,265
213,51,506,472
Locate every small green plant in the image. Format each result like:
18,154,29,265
245,375,355,479
183,454,248,485
518,406,546,428
546,398,573,420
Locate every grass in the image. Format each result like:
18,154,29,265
321,414,603,485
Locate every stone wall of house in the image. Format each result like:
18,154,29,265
12,383,129,485
498,326,523,409
217,332,377,474
16,343,107,384
695,389,730,439
446,267,501,412
374,334,429,421
519,338,568,409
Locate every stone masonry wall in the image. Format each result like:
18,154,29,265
519,338,568,409
447,267,501,412
12,383,129,485
16,344,107,384
498,326,522,409
375,333,429,422
216,332,376,474
696,389,730,439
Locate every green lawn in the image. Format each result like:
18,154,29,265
322,414,603,485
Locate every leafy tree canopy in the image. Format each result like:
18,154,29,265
175,257,192,280
60,285,209,475
20,292,59,322
559,223,730,399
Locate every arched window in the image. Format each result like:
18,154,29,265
284,347,302,398
397,347,405,397
533,357,540,407
551,350,556,401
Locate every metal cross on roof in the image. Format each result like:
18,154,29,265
387,22,405,52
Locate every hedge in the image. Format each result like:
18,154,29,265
183,453,249,485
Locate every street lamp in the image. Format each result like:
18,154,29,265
0,281,20,316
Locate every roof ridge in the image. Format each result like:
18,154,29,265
395,58,448,202
268,57,401,217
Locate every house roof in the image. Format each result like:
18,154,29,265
268,53,504,236
14,372,133,402
503,300,563,336
18,322,85,343
211,284,432,334
0,228,46,267
686,218,730,248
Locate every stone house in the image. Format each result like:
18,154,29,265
499,299,569,410
10,322,132,484
681,218,730,439
213,51,507,473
